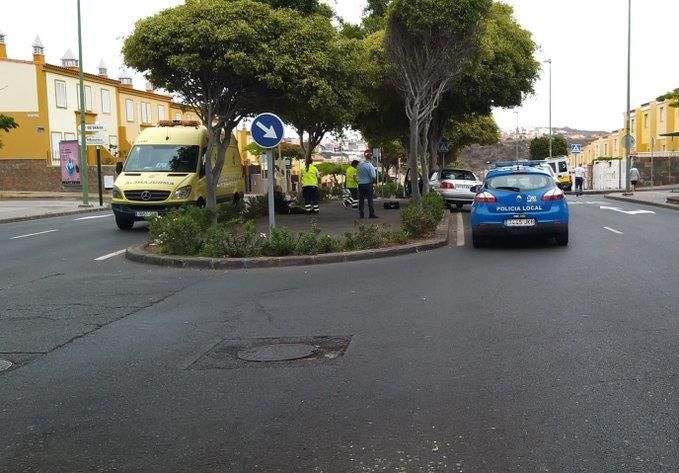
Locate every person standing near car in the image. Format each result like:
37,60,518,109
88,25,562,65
357,154,378,218
300,159,320,214
574,164,586,196
630,165,641,192
343,160,359,209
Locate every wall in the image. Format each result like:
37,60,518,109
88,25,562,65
0,159,117,192
117,88,172,156
0,60,50,159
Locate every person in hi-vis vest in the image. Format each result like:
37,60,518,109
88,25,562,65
300,160,320,214
343,160,359,209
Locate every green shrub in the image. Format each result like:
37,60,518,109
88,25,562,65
200,219,263,258
343,231,357,251
384,228,410,244
353,224,386,250
295,221,322,255
244,194,269,218
317,234,343,254
216,200,245,222
400,204,439,238
148,206,213,255
374,182,404,198
421,191,445,222
261,226,297,256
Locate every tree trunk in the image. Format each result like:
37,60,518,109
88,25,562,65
408,114,421,203
206,127,231,224
419,123,430,194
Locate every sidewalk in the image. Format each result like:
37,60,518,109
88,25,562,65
0,200,109,224
254,198,407,237
605,190,679,211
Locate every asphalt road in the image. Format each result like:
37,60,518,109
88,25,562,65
1,199,678,472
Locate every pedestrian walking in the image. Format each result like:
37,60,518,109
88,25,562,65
574,164,586,196
300,159,320,214
357,153,377,219
343,160,359,209
630,165,641,192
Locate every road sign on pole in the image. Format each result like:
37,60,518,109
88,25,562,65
438,139,450,153
250,113,285,233
84,123,106,133
250,113,285,149
622,134,635,150
86,134,107,146
570,143,582,154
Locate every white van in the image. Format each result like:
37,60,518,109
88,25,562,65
545,156,571,190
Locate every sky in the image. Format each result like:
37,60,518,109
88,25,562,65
2,0,678,133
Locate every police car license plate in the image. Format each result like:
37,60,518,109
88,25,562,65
135,211,158,218
505,218,535,227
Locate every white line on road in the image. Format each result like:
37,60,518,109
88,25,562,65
10,229,58,240
604,226,624,235
456,213,465,247
599,205,655,215
73,214,113,221
94,249,126,261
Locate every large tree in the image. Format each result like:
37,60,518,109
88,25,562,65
444,113,499,165
386,0,492,201
124,0,291,215
530,136,569,159
0,114,18,149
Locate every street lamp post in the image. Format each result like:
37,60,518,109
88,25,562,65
76,0,90,206
549,60,552,159
514,111,519,160
623,0,632,194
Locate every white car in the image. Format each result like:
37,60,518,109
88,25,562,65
429,168,483,209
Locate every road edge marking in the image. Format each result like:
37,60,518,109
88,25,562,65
604,226,624,235
10,229,58,240
94,249,127,261
456,212,465,247
74,214,113,221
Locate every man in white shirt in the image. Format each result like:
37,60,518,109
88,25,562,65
574,165,586,196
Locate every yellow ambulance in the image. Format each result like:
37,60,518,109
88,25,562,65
111,120,244,230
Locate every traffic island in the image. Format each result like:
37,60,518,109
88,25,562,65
125,215,451,270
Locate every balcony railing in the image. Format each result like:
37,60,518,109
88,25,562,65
633,151,679,158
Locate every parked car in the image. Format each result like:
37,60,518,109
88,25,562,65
429,168,483,209
470,163,569,247
545,156,572,190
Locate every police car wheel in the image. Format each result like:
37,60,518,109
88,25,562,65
556,231,569,246
472,232,485,248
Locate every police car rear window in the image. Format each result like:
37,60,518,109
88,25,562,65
487,174,552,192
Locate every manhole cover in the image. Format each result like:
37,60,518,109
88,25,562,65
0,359,12,372
237,344,318,362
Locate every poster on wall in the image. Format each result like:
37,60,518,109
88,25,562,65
59,140,81,185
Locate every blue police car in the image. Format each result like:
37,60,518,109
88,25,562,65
470,163,569,247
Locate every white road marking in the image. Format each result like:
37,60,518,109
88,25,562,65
94,249,126,261
73,214,113,221
568,201,605,205
604,226,624,235
456,213,465,247
10,229,58,240
599,205,655,215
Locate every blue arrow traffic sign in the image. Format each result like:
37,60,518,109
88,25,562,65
250,113,285,149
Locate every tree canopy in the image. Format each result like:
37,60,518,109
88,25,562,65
0,114,18,149
529,136,569,160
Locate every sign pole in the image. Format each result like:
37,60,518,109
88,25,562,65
96,146,103,207
267,148,276,233
76,0,89,206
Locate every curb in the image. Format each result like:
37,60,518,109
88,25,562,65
604,194,679,212
125,215,452,270
0,206,111,225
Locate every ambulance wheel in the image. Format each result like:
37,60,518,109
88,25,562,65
115,214,134,231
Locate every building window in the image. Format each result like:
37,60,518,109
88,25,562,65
64,132,76,141
55,80,67,108
101,89,111,114
126,99,135,122
175,112,182,121
76,85,93,111
50,132,62,164
630,119,635,133
644,113,649,129
158,105,166,121
659,106,665,123
140,102,152,123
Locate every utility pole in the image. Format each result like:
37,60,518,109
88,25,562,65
549,59,552,158
514,111,519,160
623,0,632,195
77,0,90,206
